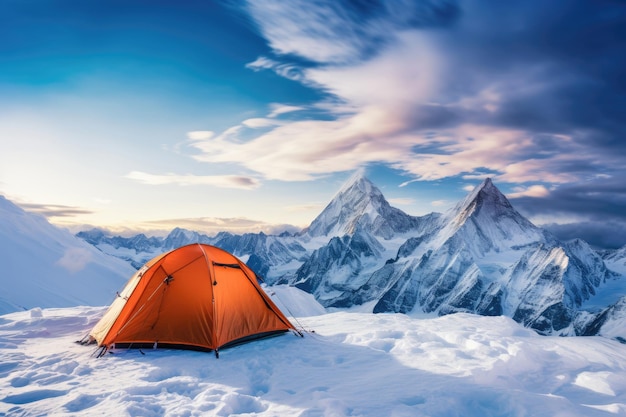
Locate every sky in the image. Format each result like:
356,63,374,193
1,0,625,249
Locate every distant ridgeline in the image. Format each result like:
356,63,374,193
77,174,626,341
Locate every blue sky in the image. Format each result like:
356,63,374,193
1,0,625,249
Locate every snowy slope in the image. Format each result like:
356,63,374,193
1,301,625,416
0,196,134,314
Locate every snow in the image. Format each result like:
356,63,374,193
2,186,626,415
0,196,135,315
1,291,625,417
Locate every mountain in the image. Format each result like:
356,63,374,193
211,231,308,282
79,227,308,283
292,173,439,302
76,228,164,269
0,196,134,314
302,171,428,239
434,178,551,255
299,177,619,335
73,176,626,339
293,178,548,310
579,244,626,340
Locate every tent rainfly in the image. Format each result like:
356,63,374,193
85,243,300,357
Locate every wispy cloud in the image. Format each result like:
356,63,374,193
188,0,626,193
507,185,551,199
125,171,260,190
136,216,300,236
246,56,306,82
187,131,214,140
19,203,93,218
268,103,304,118
244,0,458,64
431,200,449,207
242,118,282,128
388,197,415,206
285,203,325,212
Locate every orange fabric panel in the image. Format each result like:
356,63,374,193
213,261,294,347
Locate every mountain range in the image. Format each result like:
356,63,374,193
75,173,626,341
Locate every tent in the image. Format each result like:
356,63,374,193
86,243,299,357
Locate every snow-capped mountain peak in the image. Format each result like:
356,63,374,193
303,172,419,239
450,178,518,227
437,178,547,254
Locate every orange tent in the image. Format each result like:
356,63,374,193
87,243,299,357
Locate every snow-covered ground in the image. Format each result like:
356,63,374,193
1,287,625,417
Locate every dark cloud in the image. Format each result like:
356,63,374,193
542,221,626,250
437,0,626,145
362,0,626,176
512,176,626,249
513,177,626,219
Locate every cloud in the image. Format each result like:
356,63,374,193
507,185,551,199
431,200,449,207
244,0,459,63
187,131,214,140
190,108,406,180
268,103,304,118
192,1,625,192
511,176,626,248
190,31,444,181
242,118,282,128
285,203,324,213
246,56,306,82
543,222,626,250
512,176,626,222
125,171,260,190
19,203,93,218
388,197,415,206
135,216,300,236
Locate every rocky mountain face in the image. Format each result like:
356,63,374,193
77,174,626,340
